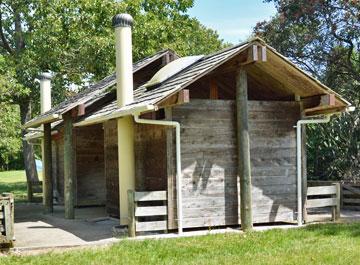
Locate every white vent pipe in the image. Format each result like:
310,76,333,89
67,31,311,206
39,72,52,114
112,13,134,107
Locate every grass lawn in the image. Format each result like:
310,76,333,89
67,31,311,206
0,170,42,202
1,222,360,264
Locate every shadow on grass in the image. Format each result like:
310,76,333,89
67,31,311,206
304,222,360,238
0,181,41,202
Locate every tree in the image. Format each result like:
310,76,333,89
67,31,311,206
254,0,360,180
0,0,224,194
0,103,22,170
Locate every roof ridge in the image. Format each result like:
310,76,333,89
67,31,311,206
202,40,250,60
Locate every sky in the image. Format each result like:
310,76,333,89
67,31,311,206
188,0,277,44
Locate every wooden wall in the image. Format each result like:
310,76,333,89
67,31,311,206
249,101,299,223
169,99,299,229
75,124,106,206
104,120,119,217
51,125,106,207
52,131,64,201
134,123,167,191
172,100,238,228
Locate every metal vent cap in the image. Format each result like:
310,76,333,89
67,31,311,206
112,13,134,28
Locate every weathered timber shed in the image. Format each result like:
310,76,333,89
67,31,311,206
25,49,179,215
24,13,352,234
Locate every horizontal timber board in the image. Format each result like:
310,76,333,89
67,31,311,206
252,211,295,223
343,198,360,204
306,198,337,208
182,175,295,187
135,206,167,217
182,215,238,228
307,185,337,196
342,185,360,195
134,191,167,202
136,221,167,232
174,196,297,210
342,190,360,196
181,205,295,219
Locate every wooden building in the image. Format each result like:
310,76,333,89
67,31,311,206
24,14,352,233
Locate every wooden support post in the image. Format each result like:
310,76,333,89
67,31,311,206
128,190,136,237
334,183,341,221
165,107,176,229
63,113,75,219
236,67,253,231
2,193,14,243
43,123,53,213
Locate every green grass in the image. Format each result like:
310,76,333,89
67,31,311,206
0,170,42,202
2,222,360,264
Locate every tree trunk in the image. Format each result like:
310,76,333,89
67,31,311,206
20,100,39,202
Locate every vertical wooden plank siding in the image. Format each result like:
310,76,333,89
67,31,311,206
43,123,53,213
63,113,75,219
104,120,119,217
236,68,253,231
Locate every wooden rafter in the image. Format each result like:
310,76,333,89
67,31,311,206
156,89,190,109
302,94,337,115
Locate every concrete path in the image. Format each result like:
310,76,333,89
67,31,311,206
14,204,119,249
11,203,360,252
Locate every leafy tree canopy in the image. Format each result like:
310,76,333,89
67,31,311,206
1,0,225,110
254,0,360,180
0,0,225,177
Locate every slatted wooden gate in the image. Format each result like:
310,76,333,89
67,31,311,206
342,184,360,210
128,190,167,237
0,193,14,247
304,184,340,223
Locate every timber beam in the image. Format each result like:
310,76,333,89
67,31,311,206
71,103,86,118
156,89,190,109
302,94,337,115
241,44,267,66
208,44,267,76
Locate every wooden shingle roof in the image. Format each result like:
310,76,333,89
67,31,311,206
24,49,175,128
75,42,250,126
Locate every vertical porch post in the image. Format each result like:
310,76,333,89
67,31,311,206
117,116,135,225
236,67,253,231
43,123,53,213
64,112,75,219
